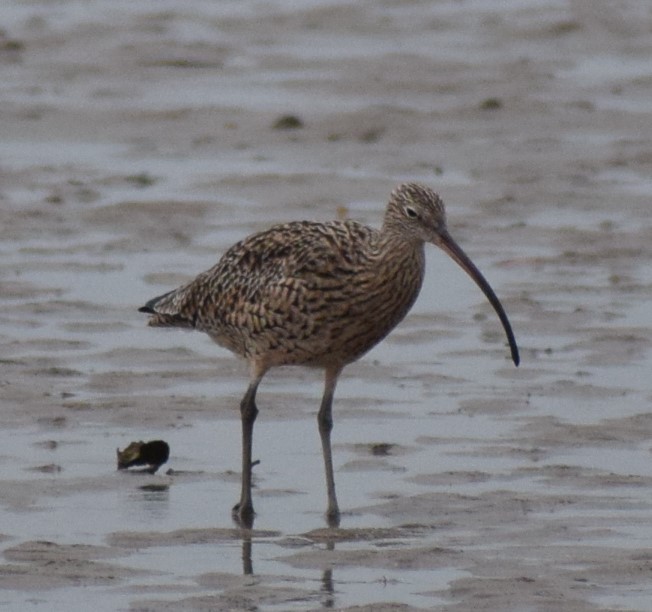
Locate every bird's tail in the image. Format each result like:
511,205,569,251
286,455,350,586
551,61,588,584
138,287,196,329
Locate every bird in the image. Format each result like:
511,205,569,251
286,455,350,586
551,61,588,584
139,182,519,526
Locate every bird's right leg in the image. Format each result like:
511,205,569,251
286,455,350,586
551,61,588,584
233,363,265,527
318,365,342,527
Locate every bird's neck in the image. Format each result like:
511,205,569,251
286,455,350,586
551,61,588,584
372,231,426,294
375,228,425,265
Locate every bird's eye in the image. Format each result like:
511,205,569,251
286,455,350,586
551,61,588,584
404,206,418,219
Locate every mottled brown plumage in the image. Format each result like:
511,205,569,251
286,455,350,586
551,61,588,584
139,183,519,526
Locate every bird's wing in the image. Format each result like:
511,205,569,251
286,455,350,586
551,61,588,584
219,219,374,288
142,220,376,337
205,220,373,330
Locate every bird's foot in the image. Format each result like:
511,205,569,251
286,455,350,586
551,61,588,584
232,502,255,529
325,506,341,529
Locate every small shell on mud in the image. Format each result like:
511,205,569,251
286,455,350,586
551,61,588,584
116,440,170,474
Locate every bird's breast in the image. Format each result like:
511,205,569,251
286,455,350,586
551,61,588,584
289,242,426,366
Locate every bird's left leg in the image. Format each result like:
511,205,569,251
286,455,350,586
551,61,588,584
233,361,266,527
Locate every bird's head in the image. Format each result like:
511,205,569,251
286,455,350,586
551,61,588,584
384,182,520,367
384,182,448,245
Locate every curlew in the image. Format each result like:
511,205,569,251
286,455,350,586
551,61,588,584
139,183,519,526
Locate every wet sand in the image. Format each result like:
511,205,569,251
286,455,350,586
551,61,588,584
2,1,652,610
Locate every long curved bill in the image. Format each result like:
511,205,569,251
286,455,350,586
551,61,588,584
437,230,520,366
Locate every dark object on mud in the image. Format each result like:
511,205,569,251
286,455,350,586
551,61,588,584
117,440,170,474
479,96,503,110
370,443,395,456
272,114,303,130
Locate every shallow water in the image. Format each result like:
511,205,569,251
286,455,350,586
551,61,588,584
2,0,652,610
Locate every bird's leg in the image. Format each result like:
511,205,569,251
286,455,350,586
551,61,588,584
318,366,342,527
233,364,265,527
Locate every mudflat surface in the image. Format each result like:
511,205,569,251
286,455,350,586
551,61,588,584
2,1,652,610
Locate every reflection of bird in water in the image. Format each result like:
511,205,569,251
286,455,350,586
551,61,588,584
139,183,519,526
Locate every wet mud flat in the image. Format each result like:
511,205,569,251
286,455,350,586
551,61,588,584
2,1,652,610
